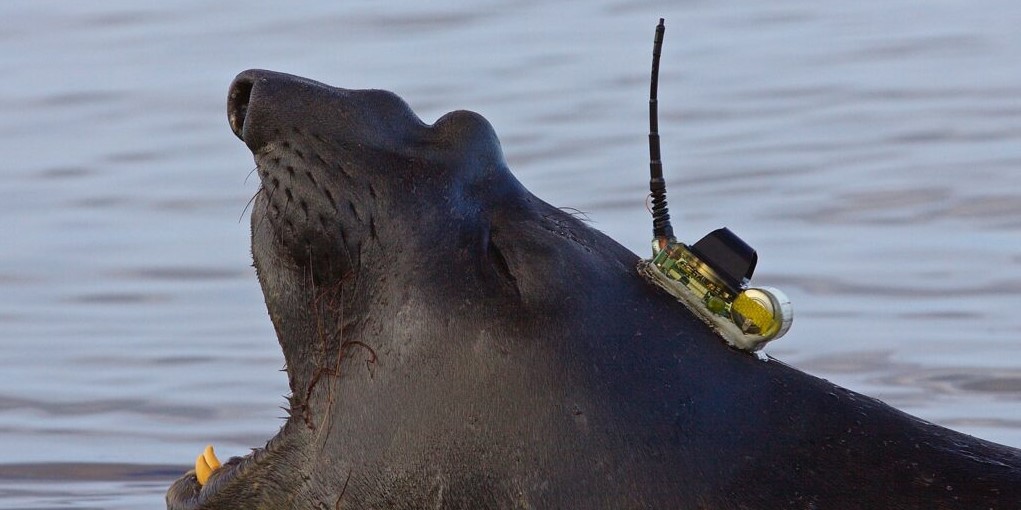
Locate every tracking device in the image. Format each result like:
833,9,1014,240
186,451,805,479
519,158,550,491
637,19,793,352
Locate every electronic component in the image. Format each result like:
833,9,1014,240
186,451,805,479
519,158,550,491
638,19,792,352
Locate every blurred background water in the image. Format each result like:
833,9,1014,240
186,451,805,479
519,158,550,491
1,0,1019,507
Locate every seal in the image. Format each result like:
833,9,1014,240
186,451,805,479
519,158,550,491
166,69,1021,509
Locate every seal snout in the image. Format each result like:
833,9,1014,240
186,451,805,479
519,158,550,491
227,74,255,141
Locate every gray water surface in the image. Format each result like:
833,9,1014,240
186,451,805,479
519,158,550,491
2,1,1020,507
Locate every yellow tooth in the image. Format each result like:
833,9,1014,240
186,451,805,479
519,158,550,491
194,445,221,486
195,453,211,485
203,445,221,471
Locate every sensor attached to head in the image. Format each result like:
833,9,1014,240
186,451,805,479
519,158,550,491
638,19,792,352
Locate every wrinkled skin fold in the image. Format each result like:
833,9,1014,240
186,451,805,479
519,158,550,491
166,69,1021,509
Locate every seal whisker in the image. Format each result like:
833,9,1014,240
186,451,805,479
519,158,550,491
240,186,264,223
244,165,259,185
252,169,283,234
558,207,592,222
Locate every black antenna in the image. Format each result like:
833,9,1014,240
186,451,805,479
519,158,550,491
648,18,674,244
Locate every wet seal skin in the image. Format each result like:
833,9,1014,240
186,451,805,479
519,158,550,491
167,69,1021,509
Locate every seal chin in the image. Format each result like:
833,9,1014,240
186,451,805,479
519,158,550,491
165,418,302,510
166,453,250,510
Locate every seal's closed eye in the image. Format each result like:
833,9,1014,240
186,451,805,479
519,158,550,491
483,227,519,295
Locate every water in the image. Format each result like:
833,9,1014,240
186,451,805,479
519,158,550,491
2,1,1020,507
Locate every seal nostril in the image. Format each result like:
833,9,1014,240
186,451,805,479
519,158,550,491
228,77,254,141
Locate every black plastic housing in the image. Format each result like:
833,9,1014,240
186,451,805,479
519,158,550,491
689,228,758,293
